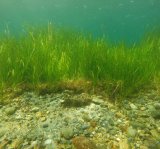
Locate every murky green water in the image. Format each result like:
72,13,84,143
0,0,160,43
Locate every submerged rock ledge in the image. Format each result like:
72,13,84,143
0,89,160,149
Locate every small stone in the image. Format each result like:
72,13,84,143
151,110,160,119
131,121,146,129
115,112,123,118
0,129,6,138
82,113,91,122
40,117,46,122
36,112,43,118
0,139,9,148
108,119,114,125
43,123,49,128
31,107,39,112
61,127,74,140
44,139,52,145
130,103,138,110
72,136,97,149
29,141,39,148
139,113,149,118
147,140,160,149
150,129,159,139
11,138,23,149
90,121,97,128
140,107,146,111
127,126,137,137
119,124,128,132
157,127,160,133
5,107,16,115
15,115,23,120
92,97,104,105
46,111,50,114
154,103,160,110
81,124,90,130
84,130,91,137
45,140,55,149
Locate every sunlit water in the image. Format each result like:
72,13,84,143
0,0,160,43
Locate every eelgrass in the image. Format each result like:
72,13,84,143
0,25,160,98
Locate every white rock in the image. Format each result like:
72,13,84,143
130,103,138,110
44,139,52,145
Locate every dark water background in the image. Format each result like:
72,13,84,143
0,0,160,44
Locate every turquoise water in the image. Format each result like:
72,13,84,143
0,0,160,43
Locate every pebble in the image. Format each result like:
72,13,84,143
43,123,49,128
140,107,146,111
130,103,138,110
44,139,52,145
61,127,74,140
151,110,160,119
82,113,91,122
0,129,6,138
157,127,160,133
5,107,16,115
31,107,40,112
127,126,137,137
11,138,23,148
81,124,90,130
72,136,97,149
40,117,47,122
154,103,160,110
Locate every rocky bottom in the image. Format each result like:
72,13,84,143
0,89,160,149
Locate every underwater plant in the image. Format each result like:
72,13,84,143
0,25,160,99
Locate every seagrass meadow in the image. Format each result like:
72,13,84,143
0,25,160,98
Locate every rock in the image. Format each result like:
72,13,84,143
108,119,114,125
81,124,90,130
147,140,160,149
82,113,91,122
150,129,159,139
0,139,9,148
140,107,146,111
131,121,146,129
84,130,91,137
90,121,97,128
119,124,128,132
5,107,16,115
148,105,156,112
157,127,160,133
138,113,150,118
127,126,137,137
130,103,138,110
115,112,124,118
118,139,129,149
31,107,39,112
40,117,47,122
92,97,104,105
61,127,74,140
154,103,160,110
72,136,97,149
29,140,42,148
44,139,55,149
15,115,23,120
36,112,43,118
11,138,23,149
0,129,6,138
44,139,52,145
61,93,92,107
43,123,49,128
151,110,160,119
